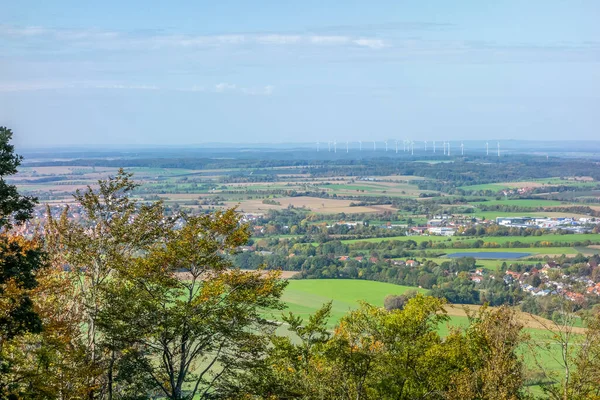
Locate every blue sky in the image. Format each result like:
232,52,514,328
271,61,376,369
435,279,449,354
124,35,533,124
1,0,599,146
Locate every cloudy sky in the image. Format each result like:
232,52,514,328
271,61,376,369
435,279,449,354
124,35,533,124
1,0,599,146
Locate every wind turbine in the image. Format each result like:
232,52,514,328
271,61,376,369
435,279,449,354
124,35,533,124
433,140,436,153
486,142,489,156
334,140,337,153
447,141,451,156
424,141,428,151
359,140,362,151
497,142,500,157
461,141,464,156
411,141,414,155
346,141,349,153
443,141,446,155
385,140,388,152
395,140,398,153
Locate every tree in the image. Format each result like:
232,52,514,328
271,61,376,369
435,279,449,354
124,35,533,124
568,309,600,398
44,169,173,398
0,127,44,398
531,301,600,400
98,209,288,399
446,305,527,400
383,290,418,311
0,127,36,230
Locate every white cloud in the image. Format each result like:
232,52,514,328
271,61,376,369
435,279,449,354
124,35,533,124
0,24,387,50
309,36,350,45
214,82,237,93
256,35,302,45
353,38,387,49
0,25,48,36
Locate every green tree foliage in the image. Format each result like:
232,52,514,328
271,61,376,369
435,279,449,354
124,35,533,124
0,127,36,230
530,300,600,400
232,295,529,400
446,305,527,400
44,169,174,398
97,209,287,399
0,127,44,398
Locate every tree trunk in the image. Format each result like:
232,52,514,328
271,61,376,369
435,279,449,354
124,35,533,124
108,347,115,400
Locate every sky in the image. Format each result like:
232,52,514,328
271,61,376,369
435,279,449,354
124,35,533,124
1,0,599,147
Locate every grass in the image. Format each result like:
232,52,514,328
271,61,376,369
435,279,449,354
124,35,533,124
407,257,538,271
470,199,573,207
438,247,579,255
339,233,600,246
459,178,597,191
273,279,426,328
273,278,574,392
471,210,593,220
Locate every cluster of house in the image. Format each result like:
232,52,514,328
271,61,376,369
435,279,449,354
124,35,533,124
500,187,535,196
503,261,599,302
334,256,420,267
496,216,598,231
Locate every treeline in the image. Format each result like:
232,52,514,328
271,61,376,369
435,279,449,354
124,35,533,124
25,155,600,189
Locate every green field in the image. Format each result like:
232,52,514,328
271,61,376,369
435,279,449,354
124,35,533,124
273,279,426,328
409,257,538,271
438,247,579,255
460,178,597,191
340,233,600,246
469,210,592,220
469,199,573,207
273,278,572,392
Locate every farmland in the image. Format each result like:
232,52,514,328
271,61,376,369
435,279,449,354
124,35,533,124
272,278,581,388
340,233,600,245
459,177,599,191
276,279,426,327
275,279,578,333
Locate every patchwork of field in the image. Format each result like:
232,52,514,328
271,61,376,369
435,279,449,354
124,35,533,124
12,165,434,214
340,233,600,245
226,197,397,214
460,177,598,191
470,199,576,207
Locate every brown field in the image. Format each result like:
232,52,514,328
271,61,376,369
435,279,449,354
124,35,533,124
225,197,397,214
157,193,202,200
445,304,585,334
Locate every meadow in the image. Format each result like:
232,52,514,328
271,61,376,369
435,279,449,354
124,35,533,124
460,177,598,191
271,278,578,390
274,279,426,327
340,233,600,246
